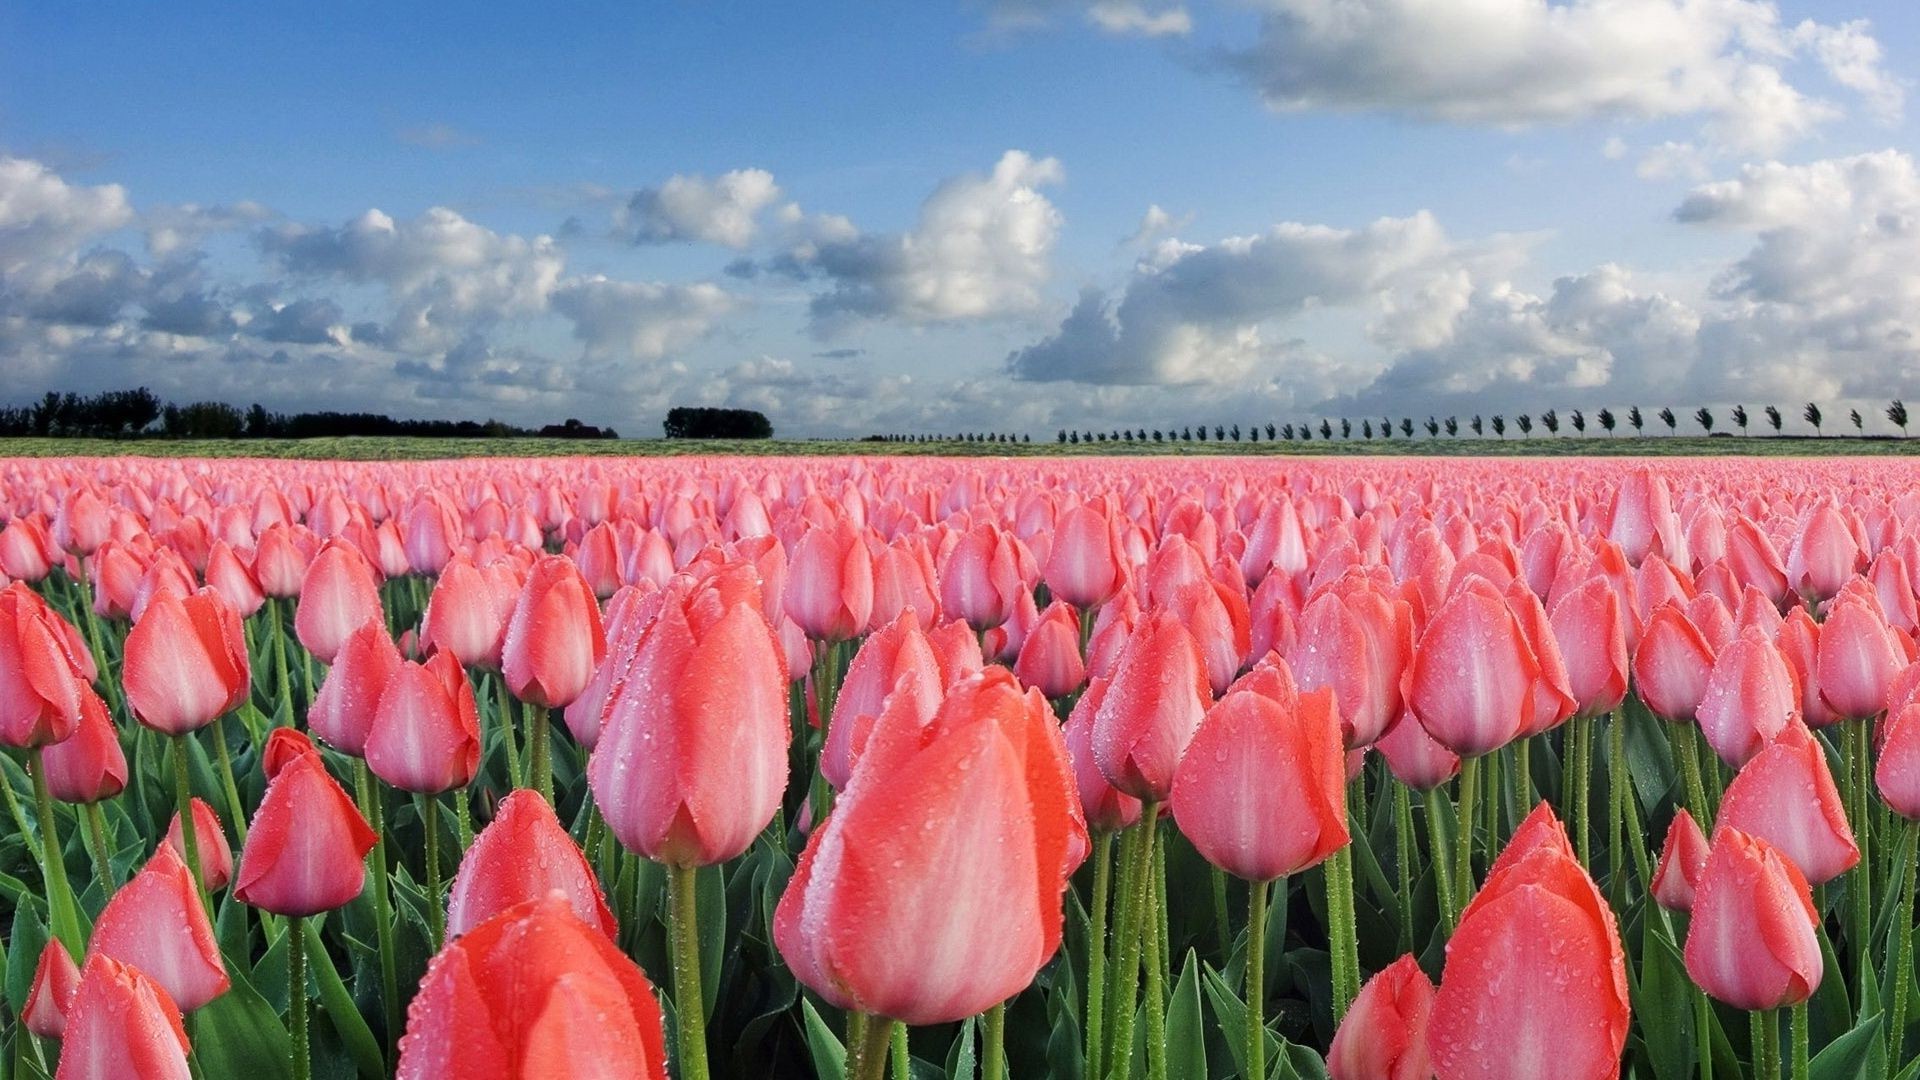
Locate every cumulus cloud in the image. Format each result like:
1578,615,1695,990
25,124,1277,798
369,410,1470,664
1218,0,1900,155
0,156,133,273
615,169,782,248
777,150,1065,332
550,277,737,362
985,0,1191,37
143,201,273,258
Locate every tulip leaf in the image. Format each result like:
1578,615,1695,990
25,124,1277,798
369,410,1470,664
1622,702,1678,812
1167,949,1207,1080
944,1015,976,1080
800,998,846,1080
1807,1011,1884,1080
5,899,46,1018
1201,963,1279,1080
1634,917,1694,1080
187,966,293,1080
304,917,386,1080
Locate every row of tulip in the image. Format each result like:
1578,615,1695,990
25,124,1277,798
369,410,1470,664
0,455,1917,1079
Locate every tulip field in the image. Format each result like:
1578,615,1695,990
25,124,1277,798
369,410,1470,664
5,454,1920,1080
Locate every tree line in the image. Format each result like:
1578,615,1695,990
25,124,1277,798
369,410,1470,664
0,388,620,440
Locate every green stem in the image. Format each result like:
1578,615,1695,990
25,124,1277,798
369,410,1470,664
454,789,474,851
890,1021,910,1080
272,598,294,714
1325,842,1360,1021
423,795,444,948
1153,827,1170,993
1086,831,1114,1080
1608,713,1627,899
1247,876,1270,1080
1455,755,1481,920
809,642,842,825
3,761,43,863
528,705,553,803
1850,717,1872,995
354,761,400,1067
170,735,214,916
1396,783,1416,952
1889,818,1917,1064
1789,1001,1807,1080
666,861,710,1080
288,914,310,1080
211,712,249,847
1694,987,1714,1080
847,1013,894,1080
1484,744,1503,847
1425,788,1457,934
983,1002,1006,1080
493,672,523,789
1569,717,1591,864
1106,803,1160,1080
29,750,85,955
1751,1009,1779,1080
1211,866,1231,962
1675,722,1712,830
1513,734,1533,812
82,800,114,897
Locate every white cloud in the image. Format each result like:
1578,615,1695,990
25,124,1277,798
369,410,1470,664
1219,0,1900,155
615,168,783,249
143,201,273,259
550,277,736,362
1086,1,1190,37
784,150,1066,331
0,156,133,274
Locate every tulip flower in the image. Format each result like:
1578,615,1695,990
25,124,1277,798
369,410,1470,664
1429,804,1630,1080
1405,576,1544,758
1091,608,1208,803
422,553,518,670
123,588,249,736
0,581,85,749
1289,571,1412,748
366,650,482,795
56,955,193,1080
1695,627,1801,769
503,554,606,800
24,939,81,1039
1375,709,1461,792
1815,587,1904,721
262,726,321,780
1633,600,1718,723
294,539,383,665
1684,829,1822,1011
1045,502,1126,610
308,619,403,756
1328,954,1435,1080
1013,599,1087,700
234,752,377,917
203,540,266,618
1064,678,1142,834
940,521,1025,631
447,789,618,940
1787,502,1861,603
823,610,942,791
42,687,126,804
1652,808,1710,913
774,668,1077,1078
1547,575,1630,719
1715,721,1858,886
88,843,229,1011
396,895,669,1080
785,518,874,643
164,798,234,892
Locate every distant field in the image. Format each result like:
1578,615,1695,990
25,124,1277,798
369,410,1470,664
3,434,1919,460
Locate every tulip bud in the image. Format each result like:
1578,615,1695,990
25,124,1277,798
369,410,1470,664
262,727,321,781
422,554,517,670
447,789,617,940
41,689,127,803
0,582,85,749
24,939,81,1038
1045,503,1125,610
1715,721,1858,885
1696,628,1801,769
824,611,942,791
295,539,384,664
57,955,193,1080
1013,600,1087,700
1064,679,1142,833
1375,708,1461,792
309,620,403,757
1684,829,1822,1010
1632,601,1718,722
122,589,249,736
784,520,874,642
502,554,606,708
203,541,266,618
1289,571,1412,748
1547,576,1630,718
1328,953,1435,1080
1878,702,1920,820
1091,609,1209,802
164,797,234,891
1815,587,1903,721
940,522,1025,632
87,844,229,1011
234,753,378,917
1652,808,1710,913
366,651,482,795
1405,577,1543,758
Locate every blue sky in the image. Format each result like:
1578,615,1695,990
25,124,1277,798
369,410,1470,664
3,1,1917,436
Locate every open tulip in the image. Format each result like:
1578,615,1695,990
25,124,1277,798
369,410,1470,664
234,752,378,917
56,955,192,1080
1328,954,1436,1080
1684,828,1822,1010
774,667,1078,1027
448,789,617,940
397,895,668,1080
88,843,229,1011
366,650,482,795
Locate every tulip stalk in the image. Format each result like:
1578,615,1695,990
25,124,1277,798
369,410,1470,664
1105,803,1160,1080
28,750,85,955
983,1002,1007,1080
2,763,42,863
1751,1010,1779,1080
352,760,401,1065
422,794,444,947
1454,755,1481,916
492,674,523,789
809,641,843,823
1673,722,1713,829
1890,817,1917,1063
890,1022,910,1080
211,712,249,847
1085,831,1113,1080
1849,718,1872,992
666,861,711,1080
1395,784,1416,951
1246,876,1270,1080
1425,788,1457,933
847,1012,894,1080
82,801,114,896
528,706,554,803
1325,840,1360,1020
1789,1002,1807,1080
288,913,310,1080
170,736,215,915
1566,717,1591,864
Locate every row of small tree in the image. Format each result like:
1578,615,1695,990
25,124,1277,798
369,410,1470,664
1025,401,1913,446
0,388,618,440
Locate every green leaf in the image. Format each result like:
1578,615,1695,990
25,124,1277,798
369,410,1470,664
5,899,47,1018
187,967,294,1080
1202,963,1278,1080
304,918,386,1079
1636,923,1695,1080
1167,950,1206,1080
945,1016,978,1080
1807,1012,1884,1080
801,998,847,1080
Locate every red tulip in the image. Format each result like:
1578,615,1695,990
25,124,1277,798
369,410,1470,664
1547,575,1630,718
55,955,192,1080
1170,684,1348,881
0,582,85,749
164,797,234,891
825,610,942,791
0,518,54,581
1045,502,1126,609
1328,953,1435,1080
940,521,1025,631
1652,808,1710,913
1405,577,1542,758
774,668,1079,1025
54,486,112,557
928,616,986,685
366,650,482,794
234,752,378,916
396,895,668,1080
447,789,617,940
24,939,80,1038
203,541,265,618
502,554,606,708
122,588,249,736
1715,721,1858,885
589,583,788,867
1632,600,1718,722
1014,599,1087,699
1064,678,1142,832
42,689,126,803
1787,502,1861,603
1726,517,1790,607
422,554,518,670
869,536,941,630
1878,702,1920,819
1607,468,1672,565
295,539,384,664
1376,708,1461,791
1091,608,1209,801
262,726,321,780
1430,804,1629,1080
309,619,403,756
1289,571,1412,747
1696,627,1800,768
251,525,309,599
1684,828,1822,1010
1815,587,1904,720
87,843,229,1011
784,519,874,642
1777,607,1841,728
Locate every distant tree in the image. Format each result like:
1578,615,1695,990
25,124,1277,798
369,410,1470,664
1765,405,1783,433
1851,408,1864,434
1658,407,1676,433
1213,425,1225,441
1363,419,1374,439
1068,431,1079,444
1444,416,1458,437
1248,426,1260,443
1196,426,1209,442
1695,407,1714,433
1570,409,1586,434
1541,408,1559,435
1340,418,1352,439
1598,408,1615,436
1890,400,1910,437
1302,426,1313,442
1491,415,1506,438
1400,418,1414,438
1628,406,1644,434
1730,404,1748,435
663,407,772,439
1516,414,1533,436
1319,419,1333,440
1425,417,1440,437
1265,423,1277,440
1804,402,1823,436
1281,424,1294,440
1469,415,1483,437
1380,416,1391,437
1181,426,1193,441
